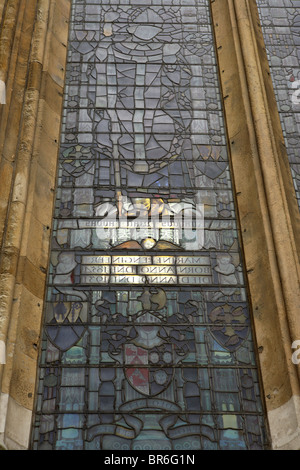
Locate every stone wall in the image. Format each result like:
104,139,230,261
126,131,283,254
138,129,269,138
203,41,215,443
0,0,71,449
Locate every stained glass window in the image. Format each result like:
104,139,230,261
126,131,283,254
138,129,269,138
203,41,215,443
258,0,300,208
31,0,267,451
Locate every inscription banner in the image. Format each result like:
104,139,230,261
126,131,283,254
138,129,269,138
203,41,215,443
80,255,212,285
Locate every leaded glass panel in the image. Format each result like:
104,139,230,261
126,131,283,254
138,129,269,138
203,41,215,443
31,0,267,451
257,0,300,207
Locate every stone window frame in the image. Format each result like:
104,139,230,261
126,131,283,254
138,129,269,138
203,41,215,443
0,0,299,450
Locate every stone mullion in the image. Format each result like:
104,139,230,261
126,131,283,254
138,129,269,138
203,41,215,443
0,0,31,249
0,0,27,156
0,0,39,450
0,0,41,380
0,0,71,449
211,0,300,450
0,0,22,85
237,0,300,354
0,0,38,373
0,0,71,450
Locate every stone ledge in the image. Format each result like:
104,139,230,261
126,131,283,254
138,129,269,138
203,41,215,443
268,395,300,450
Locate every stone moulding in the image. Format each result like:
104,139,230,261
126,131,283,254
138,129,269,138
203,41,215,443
0,0,71,450
210,0,300,450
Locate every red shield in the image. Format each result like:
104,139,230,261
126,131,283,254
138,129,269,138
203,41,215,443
124,343,174,396
125,344,150,395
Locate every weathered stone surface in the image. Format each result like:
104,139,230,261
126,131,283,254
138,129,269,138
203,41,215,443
0,0,71,450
